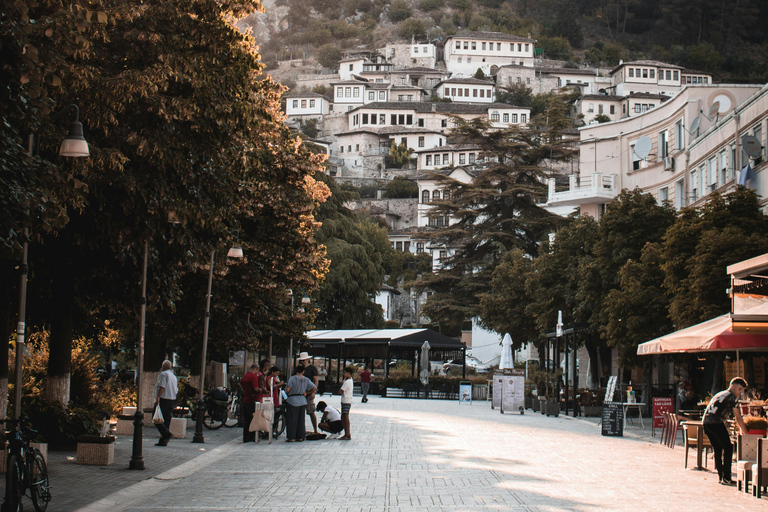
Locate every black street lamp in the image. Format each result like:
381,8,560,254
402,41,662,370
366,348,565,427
13,105,89,421
192,245,243,443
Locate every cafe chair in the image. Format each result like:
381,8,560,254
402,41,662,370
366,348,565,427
683,422,711,469
752,437,768,499
666,413,686,449
736,434,761,493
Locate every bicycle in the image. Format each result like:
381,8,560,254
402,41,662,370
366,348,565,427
224,389,241,428
272,404,286,438
2,419,51,512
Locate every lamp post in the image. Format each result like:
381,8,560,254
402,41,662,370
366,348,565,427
13,105,89,421
286,290,310,377
129,240,149,470
192,244,243,443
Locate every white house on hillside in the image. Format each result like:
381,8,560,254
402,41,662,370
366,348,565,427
436,77,496,103
444,31,536,76
284,92,330,122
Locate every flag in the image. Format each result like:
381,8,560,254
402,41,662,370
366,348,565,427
738,164,754,186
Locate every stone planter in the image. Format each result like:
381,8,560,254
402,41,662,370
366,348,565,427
545,400,560,417
76,435,116,465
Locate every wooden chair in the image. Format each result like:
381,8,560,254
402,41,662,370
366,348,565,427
666,413,686,449
659,412,670,445
683,423,712,469
753,437,768,499
736,434,761,493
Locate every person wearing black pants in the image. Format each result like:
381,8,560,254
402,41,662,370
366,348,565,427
702,377,749,485
154,360,178,446
284,365,316,442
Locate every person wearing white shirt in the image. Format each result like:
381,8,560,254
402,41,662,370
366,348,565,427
317,401,343,437
334,367,354,440
154,360,178,446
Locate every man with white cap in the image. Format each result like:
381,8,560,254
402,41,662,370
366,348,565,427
298,352,319,434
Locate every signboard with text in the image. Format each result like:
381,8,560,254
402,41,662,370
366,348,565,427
653,397,674,429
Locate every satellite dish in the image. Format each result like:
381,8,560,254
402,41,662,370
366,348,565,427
634,136,652,159
713,94,731,113
689,116,701,135
707,101,720,120
742,135,763,158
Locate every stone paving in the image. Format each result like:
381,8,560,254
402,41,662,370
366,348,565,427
5,396,768,511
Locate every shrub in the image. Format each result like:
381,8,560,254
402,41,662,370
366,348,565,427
388,0,411,22
383,177,418,198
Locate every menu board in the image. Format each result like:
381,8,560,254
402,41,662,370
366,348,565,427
653,397,674,429
601,402,624,436
492,370,525,413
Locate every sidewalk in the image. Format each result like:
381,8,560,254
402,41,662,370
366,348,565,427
6,398,767,511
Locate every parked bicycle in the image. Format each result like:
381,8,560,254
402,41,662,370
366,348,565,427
173,383,236,429
1,419,51,512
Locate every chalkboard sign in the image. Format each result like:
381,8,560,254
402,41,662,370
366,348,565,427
601,402,624,437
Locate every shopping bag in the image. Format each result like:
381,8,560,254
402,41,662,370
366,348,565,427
249,408,270,432
152,405,164,424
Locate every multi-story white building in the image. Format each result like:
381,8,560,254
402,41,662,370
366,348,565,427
444,31,535,76
382,43,438,69
436,78,496,103
577,92,669,123
547,84,764,218
284,92,330,122
608,60,713,97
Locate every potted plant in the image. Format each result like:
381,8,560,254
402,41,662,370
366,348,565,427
742,415,768,436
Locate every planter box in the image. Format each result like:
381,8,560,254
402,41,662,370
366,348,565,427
545,400,560,417
77,435,116,466
170,418,187,439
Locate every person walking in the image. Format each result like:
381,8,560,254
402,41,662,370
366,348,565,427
335,366,354,440
360,366,371,403
154,360,178,446
284,365,316,442
298,352,320,434
240,363,261,443
702,376,749,485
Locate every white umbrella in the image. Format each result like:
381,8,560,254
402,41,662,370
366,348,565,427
499,333,514,370
419,340,431,385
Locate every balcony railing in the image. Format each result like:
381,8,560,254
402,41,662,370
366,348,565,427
547,173,617,207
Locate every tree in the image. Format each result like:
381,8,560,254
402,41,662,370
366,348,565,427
316,44,343,70
420,113,574,333
474,68,486,79
388,0,411,23
552,0,584,48
313,175,386,329
593,114,611,123
18,0,329,405
662,189,768,329
496,83,534,109
579,189,675,382
398,18,426,40
383,177,418,198
385,142,414,168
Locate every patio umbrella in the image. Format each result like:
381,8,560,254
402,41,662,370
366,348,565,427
499,333,514,370
419,340,431,385
637,313,768,368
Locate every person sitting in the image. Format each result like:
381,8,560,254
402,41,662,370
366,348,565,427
317,401,343,438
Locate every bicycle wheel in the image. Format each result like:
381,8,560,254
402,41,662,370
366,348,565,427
28,449,50,512
272,411,285,438
202,407,225,430
224,399,240,428
3,454,23,512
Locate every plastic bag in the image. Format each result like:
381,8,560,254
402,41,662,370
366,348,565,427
153,405,164,424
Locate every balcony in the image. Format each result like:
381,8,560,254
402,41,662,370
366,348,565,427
547,173,617,207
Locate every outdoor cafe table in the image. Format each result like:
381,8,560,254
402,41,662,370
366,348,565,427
621,402,645,430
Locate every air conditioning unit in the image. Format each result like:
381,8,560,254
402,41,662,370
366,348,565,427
663,156,675,171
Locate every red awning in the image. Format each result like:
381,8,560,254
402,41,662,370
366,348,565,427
637,314,768,355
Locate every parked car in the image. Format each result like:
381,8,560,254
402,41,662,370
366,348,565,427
443,356,491,374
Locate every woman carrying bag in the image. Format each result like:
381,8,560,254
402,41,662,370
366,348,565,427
284,365,316,442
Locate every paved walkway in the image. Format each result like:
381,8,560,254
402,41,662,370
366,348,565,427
6,397,768,511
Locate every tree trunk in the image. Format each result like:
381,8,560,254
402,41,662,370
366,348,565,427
46,271,74,406
0,258,15,419
586,342,599,388
642,361,653,416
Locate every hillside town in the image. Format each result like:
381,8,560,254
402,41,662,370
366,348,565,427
282,30,768,367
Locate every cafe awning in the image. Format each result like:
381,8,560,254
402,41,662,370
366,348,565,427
637,314,768,355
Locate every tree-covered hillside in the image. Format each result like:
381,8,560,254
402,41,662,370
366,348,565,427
246,0,768,83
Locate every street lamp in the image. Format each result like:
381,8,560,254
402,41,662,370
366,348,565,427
286,290,310,376
14,105,89,421
192,244,243,443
